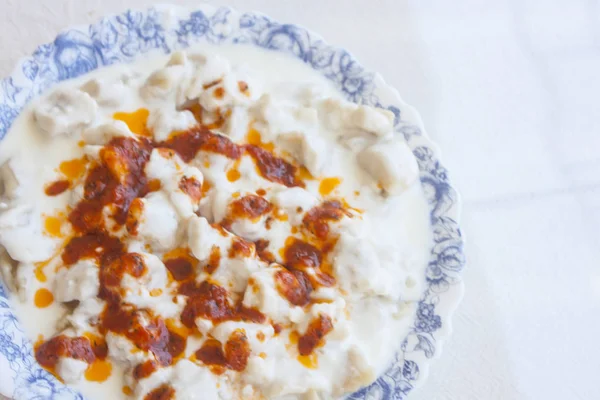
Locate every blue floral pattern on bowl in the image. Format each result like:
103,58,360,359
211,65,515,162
0,4,465,399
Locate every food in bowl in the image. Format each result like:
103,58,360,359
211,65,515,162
0,46,431,400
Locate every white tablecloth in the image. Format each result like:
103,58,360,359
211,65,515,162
1,1,599,399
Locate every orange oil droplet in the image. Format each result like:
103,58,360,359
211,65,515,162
34,263,48,283
247,128,274,151
122,386,133,396
289,331,300,345
275,211,288,222
297,166,314,181
44,215,63,238
247,128,262,145
297,353,318,369
148,179,161,192
34,288,54,308
113,108,150,136
341,198,363,214
319,177,342,196
201,180,212,197
226,168,241,182
59,158,88,181
85,359,112,382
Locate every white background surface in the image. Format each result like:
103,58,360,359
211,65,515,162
1,1,599,399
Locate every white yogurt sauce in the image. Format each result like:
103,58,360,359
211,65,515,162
0,44,431,400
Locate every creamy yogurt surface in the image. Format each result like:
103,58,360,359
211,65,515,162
0,44,431,400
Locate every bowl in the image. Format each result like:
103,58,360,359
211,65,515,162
0,4,465,399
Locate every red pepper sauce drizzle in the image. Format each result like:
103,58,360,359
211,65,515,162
195,329,251,373
125,318,186,379
38,117,320,380
38,136,190,381
283,238,323,270
179,176,202,202
205,245,221,274
229,195,273,220
276,199,355,290
160,126,242,163
297,314,333,356
229,237,255,259
160,126,307,188
303,200,352,240
245,145,304,188
68,137,153,232
178,281,266,329
274,269,313,306
164,258,194,282
36,335,95,368
162,248,198,282
35,335,108,377
45,180,70,196
222,194,273,231
255,239,275,263
144,384,176,400
275,230,338,297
